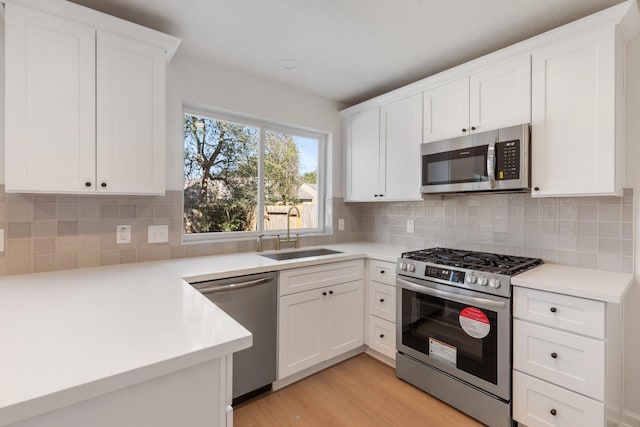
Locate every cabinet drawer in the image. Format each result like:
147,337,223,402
368,316,396,359
513,371,604,427
279,260,364,296
513,287,605,339
367,260,396,286
513,320,604,400
368,281,395,322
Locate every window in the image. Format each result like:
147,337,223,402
183,109,326,240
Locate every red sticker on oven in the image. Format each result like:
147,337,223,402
459,307,490,339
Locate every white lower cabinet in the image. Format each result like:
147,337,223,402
278,260,364,380
365,260,397,361
512,286,620,427
513,371,604,427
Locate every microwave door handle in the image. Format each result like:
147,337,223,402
397,278,507,310
487,139,496,188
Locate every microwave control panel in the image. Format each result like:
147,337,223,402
495,140,520,180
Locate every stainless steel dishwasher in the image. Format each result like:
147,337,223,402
190,271,277,404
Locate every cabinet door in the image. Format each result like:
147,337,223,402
96,31,166,195
423,77,469,143
469,56,531,133
344,109,381,201
5,4,96,193
531,28,620,197
380,94,422,201
278,289,326,379
325,280,364,360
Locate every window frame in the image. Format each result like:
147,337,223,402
182,106,328,243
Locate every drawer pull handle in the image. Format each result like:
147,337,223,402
550,409,557,416
551,352,558,359
329,290,334,295
550,307,557,313
379,334,385,338
322,292,327,296
380,298,385,303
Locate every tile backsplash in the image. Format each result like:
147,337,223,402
354,190,634,273
0,186,361,276
0,185,633,275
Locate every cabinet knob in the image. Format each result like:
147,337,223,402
85,182,92,187
380,270,385,274
471,126,476,131
329,290,334,295
374,194,379,197
534,187,540,191
380,298,385,303
551,352,558,359
101,182,107,188
322,292,327,296
550,409,557,416
379,334,385,339
550,307,557,313
462,128,467,133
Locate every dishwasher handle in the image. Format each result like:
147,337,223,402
196,277,271,295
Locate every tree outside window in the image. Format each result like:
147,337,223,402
183,112,323,237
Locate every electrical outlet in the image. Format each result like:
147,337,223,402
406,219,415,233
338,218,345,231
116,225,131,244
148,225,169,243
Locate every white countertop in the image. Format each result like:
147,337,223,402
0,241,408,426
511,263,634,303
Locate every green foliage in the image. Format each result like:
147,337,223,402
183,115,303,233
302,171,317,184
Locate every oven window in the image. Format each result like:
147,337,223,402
401,288,498,384
422,145,488,185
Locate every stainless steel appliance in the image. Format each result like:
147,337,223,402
190,271,277,404
421,123,530,194
395,248,542,427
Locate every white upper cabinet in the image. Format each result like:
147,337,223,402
423,77,469,142
344,108,381,201
5,5,97,194
531,27,623,197
344,94,422,202
4,0,180,195
380,94,422,201
423,56,531,143
469,56,531,133
96,31,166,194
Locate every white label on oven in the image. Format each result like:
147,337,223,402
429,337,457,366
459,307,490,339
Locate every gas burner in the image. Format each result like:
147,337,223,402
401,247,543,276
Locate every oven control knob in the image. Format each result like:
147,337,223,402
407,263,416,272
489,278,501,288
478,276,488,286
400,262,407,271
466,274,477,284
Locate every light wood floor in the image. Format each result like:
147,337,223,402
234,354,484,426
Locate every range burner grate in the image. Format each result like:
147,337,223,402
401,247,543,276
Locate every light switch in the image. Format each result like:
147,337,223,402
407,220,415,233
0,229,4,252
148,225,169,243
338,218,345,231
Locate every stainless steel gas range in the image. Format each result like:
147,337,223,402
395,248,543,427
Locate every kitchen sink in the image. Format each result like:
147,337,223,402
259,248,342,261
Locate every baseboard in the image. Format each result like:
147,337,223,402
620,409,640,427
273,346,365,391
364,348,396,368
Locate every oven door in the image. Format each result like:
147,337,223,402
396,276,511,401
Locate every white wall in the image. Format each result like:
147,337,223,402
164,51,344,195
625,34,640,423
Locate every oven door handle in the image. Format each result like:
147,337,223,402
397,278,507,310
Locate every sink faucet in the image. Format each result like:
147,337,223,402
276,206,301,250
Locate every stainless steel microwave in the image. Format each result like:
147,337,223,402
420,124,530,194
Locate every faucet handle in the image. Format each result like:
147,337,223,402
256,234,264,252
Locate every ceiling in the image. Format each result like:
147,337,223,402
69,0,625,106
